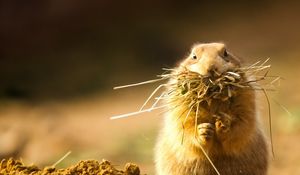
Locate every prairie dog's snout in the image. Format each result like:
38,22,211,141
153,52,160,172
180,43,240,76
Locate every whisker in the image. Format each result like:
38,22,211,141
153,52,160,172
271,97,293,117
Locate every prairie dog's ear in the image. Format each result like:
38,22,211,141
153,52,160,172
234,52,244,66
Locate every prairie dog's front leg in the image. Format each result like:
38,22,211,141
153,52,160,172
214,111,254,154
215,112,232,140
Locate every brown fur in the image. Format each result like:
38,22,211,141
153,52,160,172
154,43,269,175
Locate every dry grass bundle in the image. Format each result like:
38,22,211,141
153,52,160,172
111,59,280,120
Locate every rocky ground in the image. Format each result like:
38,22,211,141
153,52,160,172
0,158,141,175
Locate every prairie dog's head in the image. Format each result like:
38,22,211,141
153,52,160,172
180,43,241,76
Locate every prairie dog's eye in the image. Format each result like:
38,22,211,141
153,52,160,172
223,49,228,57
222,49,230,62
192,53,197,59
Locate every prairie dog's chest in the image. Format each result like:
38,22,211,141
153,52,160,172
196,99,232,123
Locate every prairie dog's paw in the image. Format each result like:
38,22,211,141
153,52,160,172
197,123,215,145
214,112,232,134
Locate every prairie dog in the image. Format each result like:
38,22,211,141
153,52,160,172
154,43,269,175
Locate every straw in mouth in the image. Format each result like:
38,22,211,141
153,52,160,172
111,58,280,120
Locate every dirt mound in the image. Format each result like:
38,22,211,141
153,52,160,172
0,158,141,175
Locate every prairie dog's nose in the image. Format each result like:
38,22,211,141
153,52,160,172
187,55,219,76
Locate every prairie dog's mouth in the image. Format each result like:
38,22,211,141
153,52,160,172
110,58,274,120
178,65,240,81
184,60,240,78
173,67,244,102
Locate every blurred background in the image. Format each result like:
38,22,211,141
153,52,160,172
0,0,300,174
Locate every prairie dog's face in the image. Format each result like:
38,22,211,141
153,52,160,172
180,43,241,76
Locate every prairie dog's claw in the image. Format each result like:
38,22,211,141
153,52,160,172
215,112,232,133
197,123,215,144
